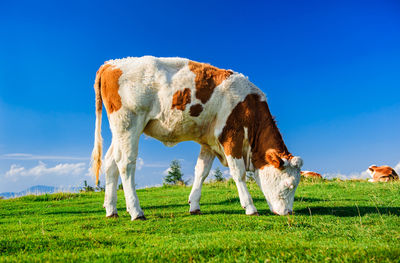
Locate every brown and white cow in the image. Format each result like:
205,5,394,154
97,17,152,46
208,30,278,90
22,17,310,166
91,56,303,220
368,165,399,182
300,171,322,178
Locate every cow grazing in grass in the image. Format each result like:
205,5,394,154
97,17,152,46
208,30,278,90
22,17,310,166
301,171,322,178
368,165,399,182
91,56,303,220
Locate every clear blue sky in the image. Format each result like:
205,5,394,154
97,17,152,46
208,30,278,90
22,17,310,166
1,0,399,192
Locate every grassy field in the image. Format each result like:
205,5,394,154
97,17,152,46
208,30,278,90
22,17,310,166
1,179,399,262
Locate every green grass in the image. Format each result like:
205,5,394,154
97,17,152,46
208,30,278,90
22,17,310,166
1,179,399,262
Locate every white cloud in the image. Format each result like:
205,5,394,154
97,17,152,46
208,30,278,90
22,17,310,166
394,162,400,174
5,165,25,178
0,161,89,193
0,153,88,160
162,167,172,175
143,162,169,168
324,170,370,180
136,157,144,170
5,161,86,179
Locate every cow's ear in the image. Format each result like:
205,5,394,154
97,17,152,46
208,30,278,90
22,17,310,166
265,149,284,169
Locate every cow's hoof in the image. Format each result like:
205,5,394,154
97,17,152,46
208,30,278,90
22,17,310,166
133,215,147,221
249,212,259,216
106,213,119,218
190,209,202,215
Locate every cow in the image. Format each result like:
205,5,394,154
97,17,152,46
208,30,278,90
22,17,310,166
368,165,399,182
91,56,303,220
300,171,322,178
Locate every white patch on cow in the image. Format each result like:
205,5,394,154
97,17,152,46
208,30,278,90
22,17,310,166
256,159,302,215
367,165,377,182
367,169,375,178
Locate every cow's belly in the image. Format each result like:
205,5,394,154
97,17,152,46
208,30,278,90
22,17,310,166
142,115,229,165
144,119,229,168
143,118,202,145
142,109,234,168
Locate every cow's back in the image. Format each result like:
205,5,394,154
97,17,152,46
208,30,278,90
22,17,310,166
106,56,188,113
103,56,264,148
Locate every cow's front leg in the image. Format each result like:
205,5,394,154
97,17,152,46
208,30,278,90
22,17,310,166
226,156,258,215
103,144,119,218
188,146,215,214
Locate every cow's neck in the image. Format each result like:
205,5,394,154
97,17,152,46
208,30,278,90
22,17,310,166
248,95,291,169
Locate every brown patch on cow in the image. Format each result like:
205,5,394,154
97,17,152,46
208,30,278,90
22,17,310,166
265,149,285,169
189,104,203,117
188,61,233,104
370,165,399,182
99,64,123,114
218,93,291,169
171,88,191,111
301,171,323,178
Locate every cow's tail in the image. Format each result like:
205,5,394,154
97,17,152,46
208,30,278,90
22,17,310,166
91,67,104,186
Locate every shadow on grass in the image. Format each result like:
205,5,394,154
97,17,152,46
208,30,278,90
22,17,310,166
294,206,400,217
142,197,256,210
197,205,400,217
45,209,104,215
202,196,322,206
213,197,263,205
295,196,323,202
143,196,322,213
205,209,274,215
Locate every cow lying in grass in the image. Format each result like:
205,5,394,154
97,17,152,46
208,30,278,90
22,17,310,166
368,165,399,182
91,56,303,220
301,171,322,178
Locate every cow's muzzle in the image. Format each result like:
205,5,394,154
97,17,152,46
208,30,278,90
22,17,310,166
273,210,293,216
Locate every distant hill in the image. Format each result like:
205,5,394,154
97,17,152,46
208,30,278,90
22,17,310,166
0,185,81,199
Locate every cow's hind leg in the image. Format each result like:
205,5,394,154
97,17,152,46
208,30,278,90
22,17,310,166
188,146,215,214
226,156,258,215
103,144,119,218
112,112,147,221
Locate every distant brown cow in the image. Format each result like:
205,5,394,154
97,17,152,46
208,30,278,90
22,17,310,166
368,165,399,182
301,171,322,178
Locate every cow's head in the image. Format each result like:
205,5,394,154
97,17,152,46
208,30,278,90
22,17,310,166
255,149,303,215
